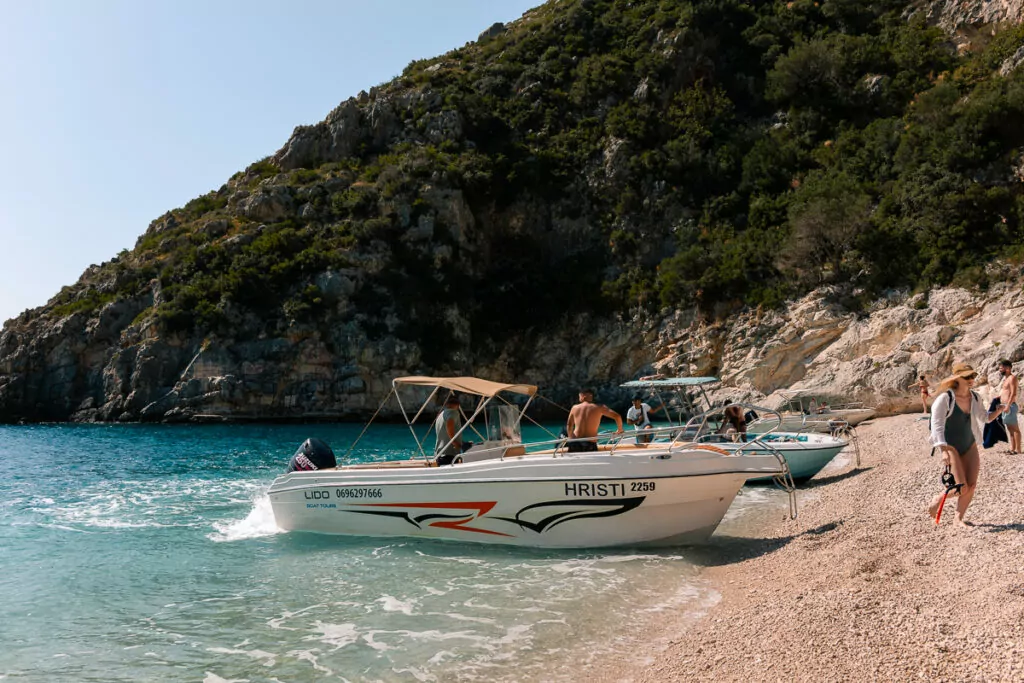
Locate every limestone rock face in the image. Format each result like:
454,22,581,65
275,99,366,171
5,263,1024,422
272,88,449,171
1001,45,1024,75
240,187,295,222
918,0,1024,30
477,22,506,44
649,280,1024,415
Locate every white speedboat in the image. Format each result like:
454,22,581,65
745,389,874,434
267,376,795,548
620,377,852,483
694,430,849,483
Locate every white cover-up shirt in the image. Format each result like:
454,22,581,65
930,390,986,449
626,403,652,429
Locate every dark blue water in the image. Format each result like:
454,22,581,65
0,423,791,682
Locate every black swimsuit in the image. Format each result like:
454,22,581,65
945,401,975,454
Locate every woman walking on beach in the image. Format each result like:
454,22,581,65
909,375,930,413
929,362,1005,526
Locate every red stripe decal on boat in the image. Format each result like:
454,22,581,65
353,501,497,515
350,501,512,536
428,519,513,536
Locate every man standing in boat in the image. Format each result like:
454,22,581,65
435,393,468,465
626,395,663,444
566,388,623,452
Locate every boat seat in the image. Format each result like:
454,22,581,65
693,444,730,455
343,460,433,470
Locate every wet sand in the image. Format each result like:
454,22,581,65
595,413,1024,682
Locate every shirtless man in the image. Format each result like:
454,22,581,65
565,388,623,452
718,402,747,442
998,359,1020,454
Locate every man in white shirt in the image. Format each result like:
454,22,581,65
626,395,662,443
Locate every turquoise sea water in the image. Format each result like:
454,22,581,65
0,423,796,682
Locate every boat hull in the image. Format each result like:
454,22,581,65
744,443,847,483
268,452,783,548
748,408,874,433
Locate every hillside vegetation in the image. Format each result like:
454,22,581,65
41,1,1024,339
2,0,1024,422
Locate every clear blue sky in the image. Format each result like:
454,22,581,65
0,0,540,325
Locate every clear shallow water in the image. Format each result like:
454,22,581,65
0,423,792,682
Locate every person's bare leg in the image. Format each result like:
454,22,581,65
934,448,968,523
1010,426,1021,454
922,397,928,414
955,445,980,525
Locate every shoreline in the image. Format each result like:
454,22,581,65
592,413,1024,682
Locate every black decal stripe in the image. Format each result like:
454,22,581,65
492,497,646,533
541,500,645,531
413,513,475,525
493,509,582,533
515,496,644,516
346,509,422,529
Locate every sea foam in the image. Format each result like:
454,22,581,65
207,494,282,542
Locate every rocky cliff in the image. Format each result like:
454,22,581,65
2,0,1023,423
652,271,1024,413
920,0,1024,31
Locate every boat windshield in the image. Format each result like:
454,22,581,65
487,404,521,443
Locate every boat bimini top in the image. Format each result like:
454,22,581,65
394,376,537,397
620,376,721,425
345,376,540,463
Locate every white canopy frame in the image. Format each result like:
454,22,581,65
343,376,538,463
620,377,720,425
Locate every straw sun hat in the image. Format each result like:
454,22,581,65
938,362,978,392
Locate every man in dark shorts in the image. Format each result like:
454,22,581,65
998,359,1020,454
565,388,623,452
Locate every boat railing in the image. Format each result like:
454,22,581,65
677,402,797,519
824,418,861,467
508,405,798,520
554,402,797,518
519,417,772,458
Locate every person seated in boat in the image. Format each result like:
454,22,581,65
434,392,471,465
566,388,623,452
626,395,663,444
717,401,747,442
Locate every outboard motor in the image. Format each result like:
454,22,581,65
287,437,337,472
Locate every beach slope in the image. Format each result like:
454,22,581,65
607,413,1024,682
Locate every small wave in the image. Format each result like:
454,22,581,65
304,621,360,650
202,673,250,683
205,646,278,667
23,479,269,531
208,495,282,542
379,595,417,615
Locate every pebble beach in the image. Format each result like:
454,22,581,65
594,413,1024,682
